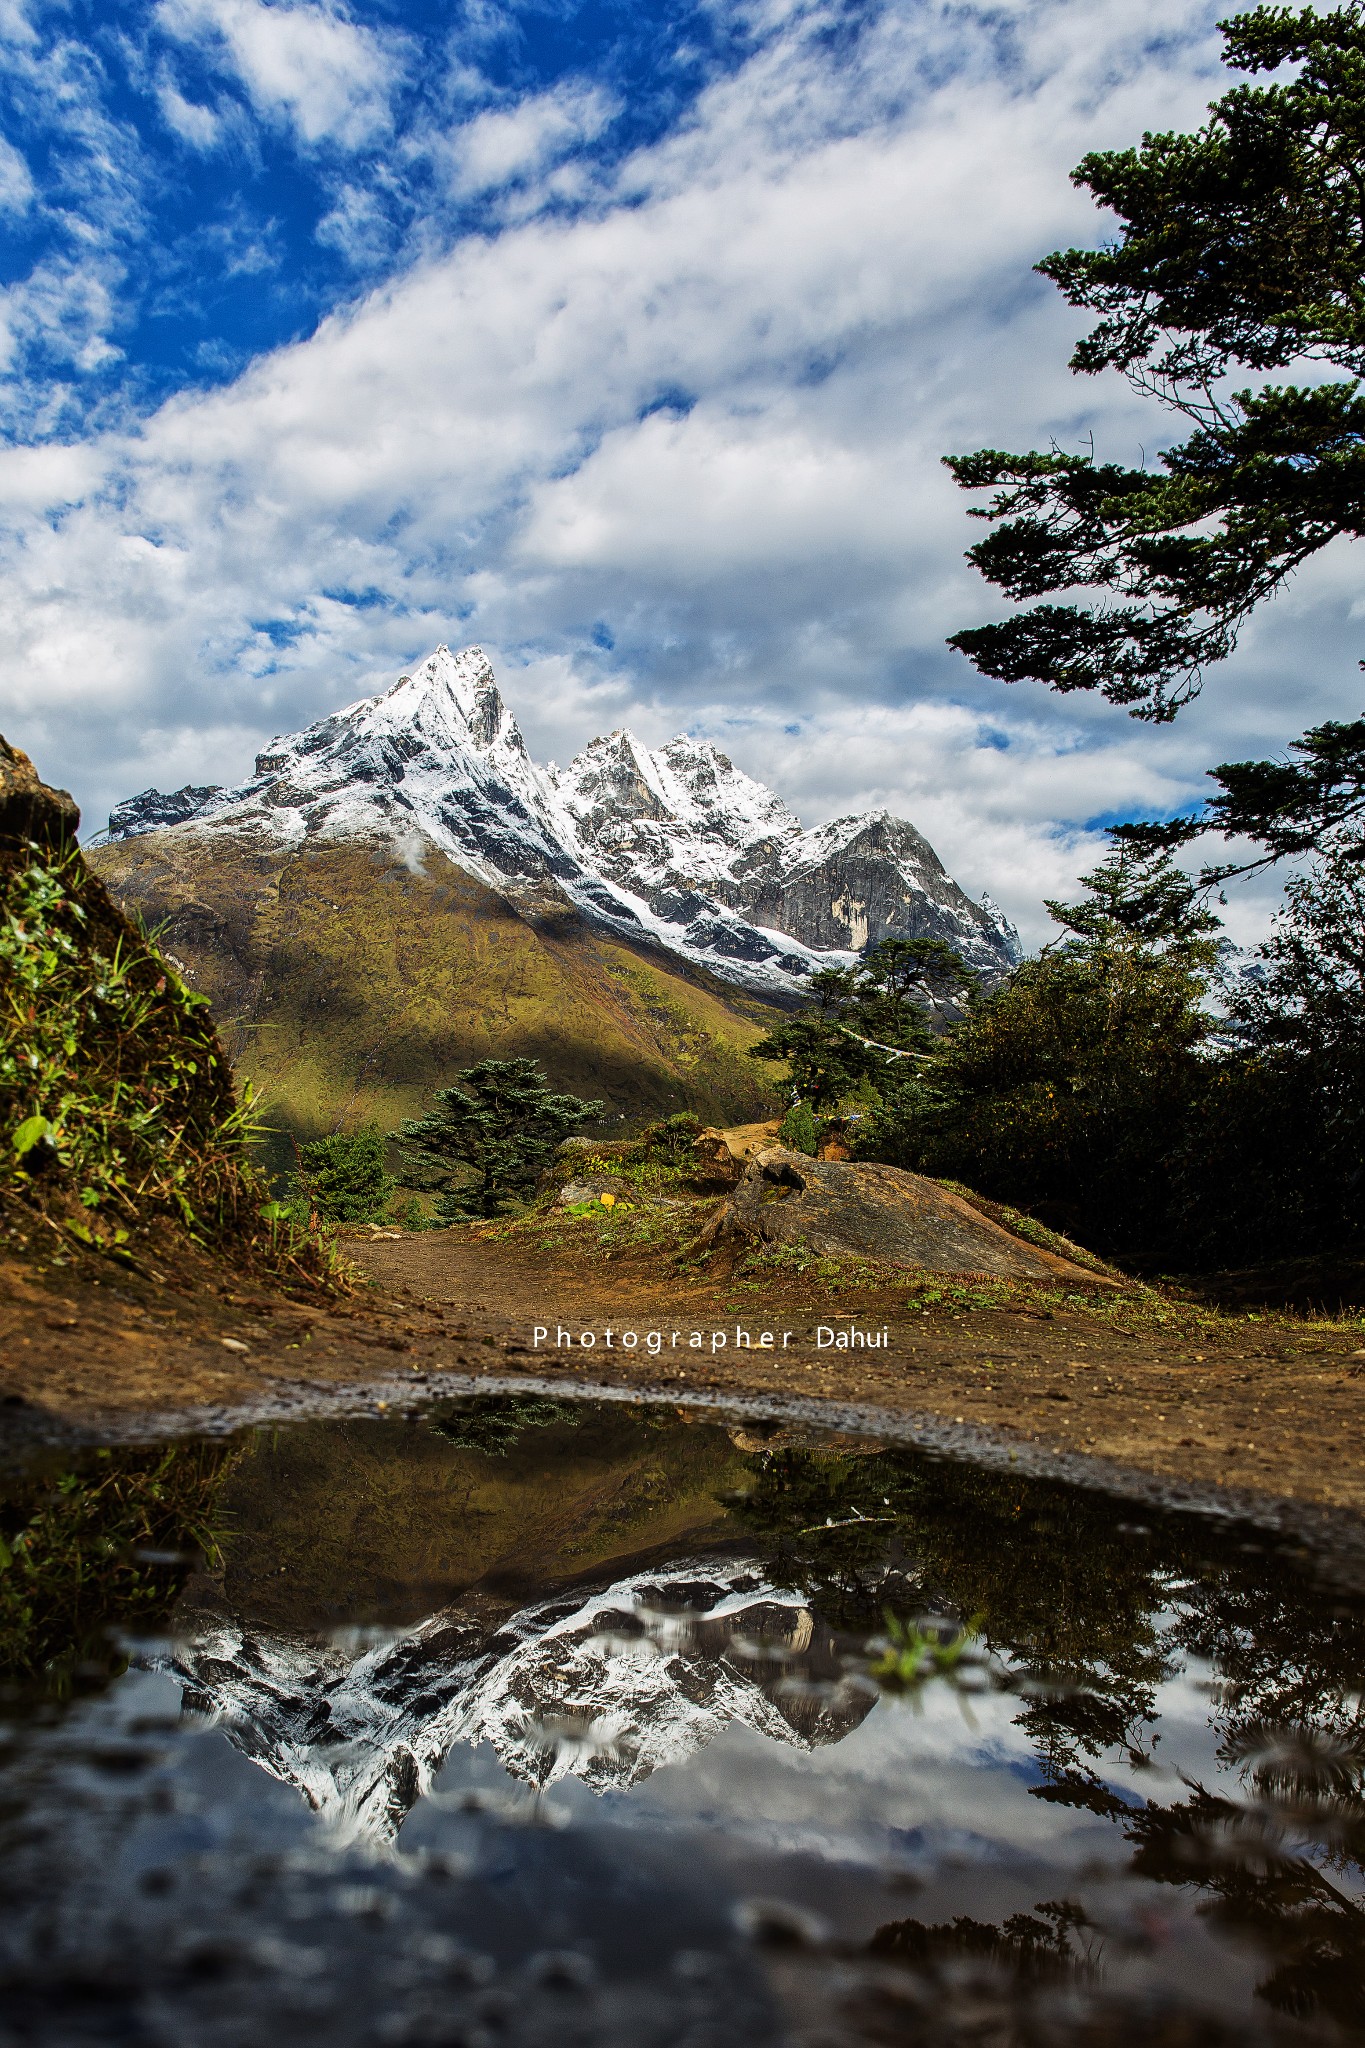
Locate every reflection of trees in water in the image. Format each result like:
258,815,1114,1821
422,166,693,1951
426,1392,583,1458
869,1898,1086,1982
0,1442,236,1699
729,1442,1365,2033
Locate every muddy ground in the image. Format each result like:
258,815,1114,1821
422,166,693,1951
2,1213,1363,1530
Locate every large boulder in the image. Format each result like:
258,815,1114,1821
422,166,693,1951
696,1145,1117,1286
0,736,79,849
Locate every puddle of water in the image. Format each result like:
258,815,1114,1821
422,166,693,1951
1,1393,1363,2045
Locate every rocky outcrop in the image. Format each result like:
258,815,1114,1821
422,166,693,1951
106,784,222,839
697,1146,1118,1285
0,736,79,849
724,811,1008,964
690,1119,785,1186
93,645,1021,997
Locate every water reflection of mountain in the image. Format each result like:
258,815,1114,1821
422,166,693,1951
155,1558,877,1843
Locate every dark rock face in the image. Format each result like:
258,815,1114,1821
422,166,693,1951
0,736,80,848
700,1146,1116,1283
717,813,1014,966
106,784,223,840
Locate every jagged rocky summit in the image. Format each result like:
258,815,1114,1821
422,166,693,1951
98,646,1020,997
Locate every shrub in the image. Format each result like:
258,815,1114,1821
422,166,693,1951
638,1111,703,1163
778,1100,820,1155
1,844,246,1234
290,1128,395,1225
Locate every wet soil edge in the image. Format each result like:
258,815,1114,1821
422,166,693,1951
6,1367,1365,1592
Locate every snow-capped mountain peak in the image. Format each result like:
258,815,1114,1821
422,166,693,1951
96,645,1022,992
371,644,529,761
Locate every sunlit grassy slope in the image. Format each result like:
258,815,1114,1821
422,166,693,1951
90,834,782,1159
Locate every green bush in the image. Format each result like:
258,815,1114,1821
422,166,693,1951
638,1110,703,1163
290,1128,395,1224
778,1100,820,1155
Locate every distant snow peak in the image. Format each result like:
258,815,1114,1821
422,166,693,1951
96,644,1022,991
380,644,524,757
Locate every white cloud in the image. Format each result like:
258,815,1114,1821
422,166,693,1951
441,81,618,197
156,0,404,148
2,0,1347,945
0,133,33,213
156,69,222,148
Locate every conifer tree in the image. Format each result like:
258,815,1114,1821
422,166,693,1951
947,6,1365,727
291,1129,395,1225
750,939,974,1106
392,1059,602,1220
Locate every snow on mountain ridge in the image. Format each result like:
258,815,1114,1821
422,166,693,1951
97,644,1021,989
151,1560,874,1848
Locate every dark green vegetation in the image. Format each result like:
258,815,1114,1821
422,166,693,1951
289,1128,396,1225
750,938,971,1110
393,1057,603,1220
88,833,781,1167
946,4,1365,726
754,839,1365,1278
0,737,344,1290
0,1442,234,1697
858,847,1223,1266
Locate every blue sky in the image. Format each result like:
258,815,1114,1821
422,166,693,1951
0,0,754,434
0,0,1357,942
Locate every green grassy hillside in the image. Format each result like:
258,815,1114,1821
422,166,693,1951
90,833,782,1162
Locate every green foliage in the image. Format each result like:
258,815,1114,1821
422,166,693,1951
946,6,1365,721
637,1110,703,1163
426,1394,582,1457
777,1099,821,1154
854,837,1365,1272
871,1610,985,1694
1117,714,1365,881
392,1057,603,1220
1173,835,1365,1263
0,846,248,1234
860,848,1219,1262
290,1127,395,1224
751,938,974,1108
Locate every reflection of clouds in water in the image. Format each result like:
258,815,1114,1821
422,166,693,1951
584,1682,1083,1873
152,1570,1290,1889
584,1607,1257,1880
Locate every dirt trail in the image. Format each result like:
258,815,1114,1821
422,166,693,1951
3,1223,1363,1526
346,1231,1365,1517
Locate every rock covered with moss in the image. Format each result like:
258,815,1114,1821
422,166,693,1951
698,1144,1117,1284
0,735,244,1239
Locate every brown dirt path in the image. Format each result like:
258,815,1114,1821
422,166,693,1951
3,1219,1364,1527
351,1227,1365,1518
